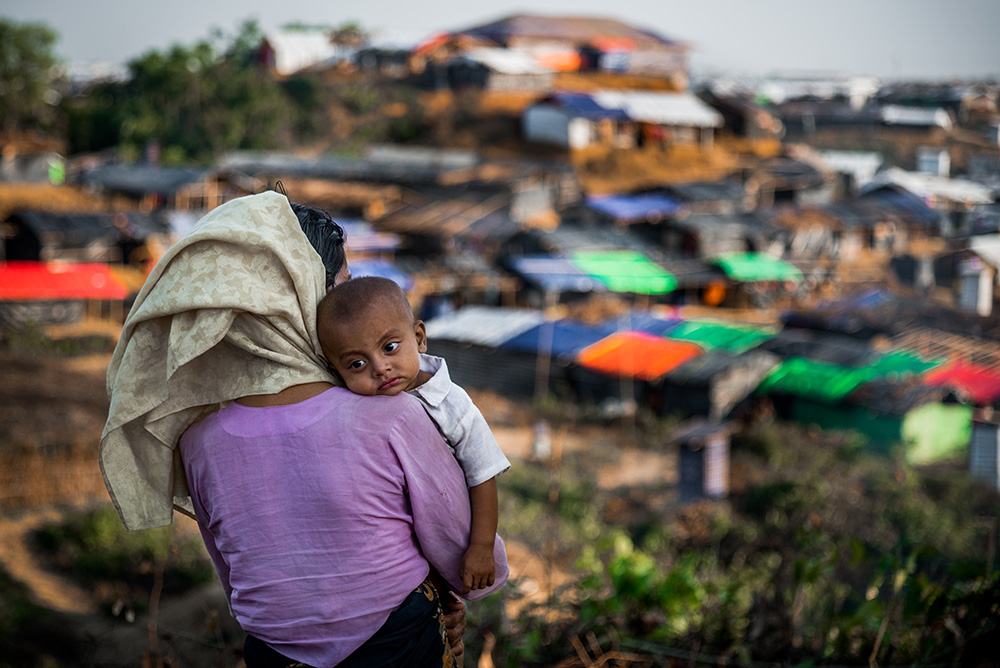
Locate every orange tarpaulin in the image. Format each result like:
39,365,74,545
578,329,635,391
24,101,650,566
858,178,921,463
0,261,131,301
577,331,703,381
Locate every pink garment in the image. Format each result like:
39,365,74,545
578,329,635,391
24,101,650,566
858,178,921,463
180,386,508,666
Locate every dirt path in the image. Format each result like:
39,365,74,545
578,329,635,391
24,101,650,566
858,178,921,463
0,509,96,614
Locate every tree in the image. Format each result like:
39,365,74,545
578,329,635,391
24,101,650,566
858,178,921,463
66,21,302,162
0,20,62,133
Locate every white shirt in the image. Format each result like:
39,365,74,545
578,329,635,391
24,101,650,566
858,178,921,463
409,354,511,487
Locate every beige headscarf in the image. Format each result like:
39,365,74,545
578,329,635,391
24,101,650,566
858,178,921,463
100,191,339,531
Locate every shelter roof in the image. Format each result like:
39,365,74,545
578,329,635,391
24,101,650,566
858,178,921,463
783,288,1000,341
577,330,702,381
863,167,994,206
457,47,553,74
970,235,1000,268
585,192,684,222
262,31,339,76
543,92,631,121
78,165,208,197
457,14,684,51
570,250,677,294
508,255,609,294
497,318,618,358
9,210,169,245
667,318,777,354
709,252,803,283
0,261,131,300
758,327,880,367
758,356,874,403
923,360,1000,406
667,180,747,204
667,348,781,386
846,377,951,416
591,90,723,127
424,306,545,347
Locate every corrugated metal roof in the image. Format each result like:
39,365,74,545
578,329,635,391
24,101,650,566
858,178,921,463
577,330,702,381
0,261,131,301
863,167,993,206
592,90,723,127
459,47,552,74
10,211,169,245
425,306,545,347
585,192,684,222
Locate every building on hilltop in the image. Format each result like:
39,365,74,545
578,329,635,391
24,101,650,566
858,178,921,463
420,13,689,88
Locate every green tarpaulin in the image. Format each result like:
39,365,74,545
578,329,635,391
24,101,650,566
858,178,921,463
866,348,946,379
570,251,676,295
667,319,776,354
711,252,803,283
758,357,873,402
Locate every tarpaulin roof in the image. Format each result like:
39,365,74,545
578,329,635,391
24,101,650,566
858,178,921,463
923,360,1000,406
710,252,803,283
424,306,545,347
757,356,874,403
759,328,880,367
498,318,618,358
617,310,683,336
459,47,553,74
546,92,631,121
570,250,677,295
348,258,414,291
585,192,684,222
592,90,723,128
577,331,702,381
667,318,777,354
508,255,608,293
0,261,131,301
866,348,946,379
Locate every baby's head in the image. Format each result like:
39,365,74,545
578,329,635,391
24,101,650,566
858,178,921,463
317,276,427,396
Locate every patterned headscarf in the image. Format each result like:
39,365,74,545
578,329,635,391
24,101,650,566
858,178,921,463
100,192,339,530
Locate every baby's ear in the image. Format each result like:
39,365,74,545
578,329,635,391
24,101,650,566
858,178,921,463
413,320,427,353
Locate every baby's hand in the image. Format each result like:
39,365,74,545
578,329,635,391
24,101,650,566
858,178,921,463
460,543,495,594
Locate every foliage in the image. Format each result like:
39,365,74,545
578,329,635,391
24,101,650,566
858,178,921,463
64,21,320,161
32,506,213,610
0,20,62,133
475,423,1000,666
0,567,81,667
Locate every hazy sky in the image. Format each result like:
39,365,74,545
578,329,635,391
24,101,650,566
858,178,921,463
4,0,999,80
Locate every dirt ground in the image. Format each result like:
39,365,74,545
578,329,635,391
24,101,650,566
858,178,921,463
0,347,680,666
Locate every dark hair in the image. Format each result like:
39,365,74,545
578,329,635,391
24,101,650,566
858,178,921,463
273,181,346,290
291,203,346,290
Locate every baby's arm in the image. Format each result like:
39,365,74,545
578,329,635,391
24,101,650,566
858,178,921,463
461,477,498,593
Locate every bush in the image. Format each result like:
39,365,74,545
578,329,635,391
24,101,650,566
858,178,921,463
32,506,214,609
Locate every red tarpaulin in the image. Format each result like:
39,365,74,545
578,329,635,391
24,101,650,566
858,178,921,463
923,360,1000,406
0,261,130,301
577,330,703,381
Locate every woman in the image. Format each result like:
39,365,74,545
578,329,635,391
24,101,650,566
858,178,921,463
100,191,506,666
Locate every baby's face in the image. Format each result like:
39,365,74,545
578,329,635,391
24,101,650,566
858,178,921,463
322,304,427,397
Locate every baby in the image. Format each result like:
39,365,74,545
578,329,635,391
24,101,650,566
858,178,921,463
317,276,510,593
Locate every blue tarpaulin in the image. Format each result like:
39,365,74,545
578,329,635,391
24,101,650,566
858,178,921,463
498,319,619,358
549,92,631,121
509,255,608,293
586,192,684,222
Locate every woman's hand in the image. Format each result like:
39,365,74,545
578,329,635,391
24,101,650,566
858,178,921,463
442,590,466,667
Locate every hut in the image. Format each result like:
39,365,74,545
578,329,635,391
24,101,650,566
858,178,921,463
670,418,732,504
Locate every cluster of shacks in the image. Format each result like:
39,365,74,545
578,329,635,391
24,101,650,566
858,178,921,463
4,14,1000,502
